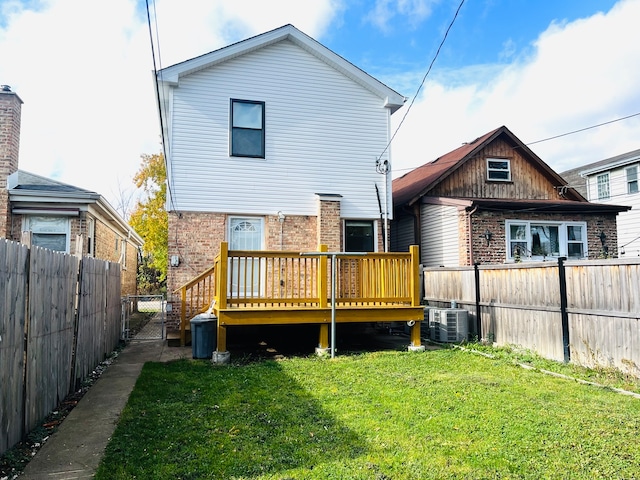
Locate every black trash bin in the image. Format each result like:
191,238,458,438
190,314,217,359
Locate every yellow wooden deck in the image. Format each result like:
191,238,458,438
174,243,424,352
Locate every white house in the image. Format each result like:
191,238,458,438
154,24,405,322
561,148,640,257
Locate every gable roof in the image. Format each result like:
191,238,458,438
393,125,585,207
157,24,406,113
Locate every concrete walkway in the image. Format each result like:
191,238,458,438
21,338,191,480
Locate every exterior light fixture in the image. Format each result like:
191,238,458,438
277,211,285,223
483,229,492,246
599,231,607,246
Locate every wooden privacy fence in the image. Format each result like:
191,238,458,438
423,258,640,376
0,239,122,457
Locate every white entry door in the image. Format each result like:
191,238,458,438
229,217,264,296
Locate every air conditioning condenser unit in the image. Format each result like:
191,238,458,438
429,308,468,343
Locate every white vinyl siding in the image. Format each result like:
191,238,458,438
584,161,640,254
166,40,392,220
420,204,459,267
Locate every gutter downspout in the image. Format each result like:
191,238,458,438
467,205,478,265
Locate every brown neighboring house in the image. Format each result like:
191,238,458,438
0,86,143,295
392,125,629,266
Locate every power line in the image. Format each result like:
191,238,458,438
378,0,466,162
146,0,178,214
392,112,640,177
526,112,640,146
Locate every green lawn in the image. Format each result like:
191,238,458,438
96,348,640,479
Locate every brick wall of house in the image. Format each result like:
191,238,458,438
0,89,21,239
468,211,620,265
94,215,138,295
317,199,341,251
166,204,370,331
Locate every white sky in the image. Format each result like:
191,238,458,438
1,0,639,212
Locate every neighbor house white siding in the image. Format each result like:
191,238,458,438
585,159,640,255
420,204,459,266
166,40,393,219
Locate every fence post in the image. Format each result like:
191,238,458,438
474,263,482,340
558,257,571,363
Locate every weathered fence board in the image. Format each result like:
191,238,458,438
0,240,29,454
424,258,640,376
0,239,121,457
25,247,79,433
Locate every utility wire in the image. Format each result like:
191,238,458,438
392,112,640,177
526,112,640,146
146,0,178,214
378,0,465,161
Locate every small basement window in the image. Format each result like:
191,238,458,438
487,158,511,181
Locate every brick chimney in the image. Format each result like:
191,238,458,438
0,85,22,238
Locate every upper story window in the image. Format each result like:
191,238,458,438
24,216,70,253
230,99,265,158
597,173,610,200
506,220,587,261
487,158,511,181
626,165,638,194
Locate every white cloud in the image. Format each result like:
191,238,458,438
366,0,439,33
390,0,640,179
0,0,340,209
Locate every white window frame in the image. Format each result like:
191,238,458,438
505,220,587,261
23,216,71,253
344,219,377,252
626,165,638,194
486,158,511,182
597,173,610,200
86,217,95,257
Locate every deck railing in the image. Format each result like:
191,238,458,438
174,243,421,346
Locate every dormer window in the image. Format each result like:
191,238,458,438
487,158,511,181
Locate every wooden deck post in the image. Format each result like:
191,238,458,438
410,245,420,307
217,324,227,353
180,288,187,347
217,242,228,309
409,245,423,350
318,244,328,308
318,323,329,353
216,242,229,354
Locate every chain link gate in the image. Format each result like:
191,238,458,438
121,295,165,340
